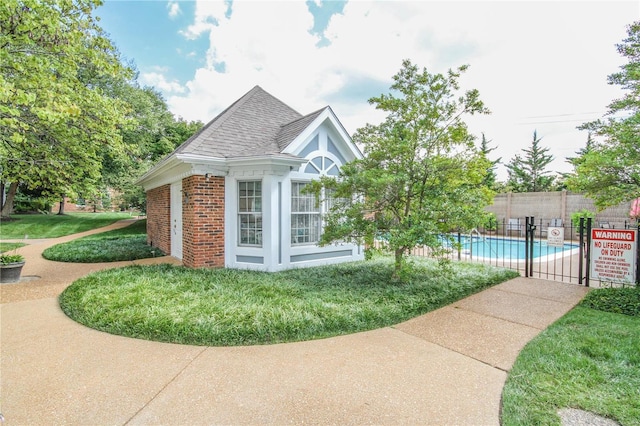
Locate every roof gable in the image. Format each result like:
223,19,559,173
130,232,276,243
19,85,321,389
283,106,363,161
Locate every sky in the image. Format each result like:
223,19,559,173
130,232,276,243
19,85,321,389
95,0,639,180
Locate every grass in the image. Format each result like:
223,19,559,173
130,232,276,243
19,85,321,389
0,212,134,239
501,288,640,426
42,220,161,263
59,256,519,346
0,242,26,253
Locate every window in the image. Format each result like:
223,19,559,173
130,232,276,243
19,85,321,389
304,156,339,176
238,181,262,246
291,182,320,245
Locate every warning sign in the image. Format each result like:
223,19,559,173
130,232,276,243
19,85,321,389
547,227,565,247
590,229,637,284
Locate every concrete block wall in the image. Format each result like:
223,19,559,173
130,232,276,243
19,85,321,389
146,184,171,255
487,191,635,231
182,175,225,268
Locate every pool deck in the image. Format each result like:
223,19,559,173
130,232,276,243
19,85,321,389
1,220,591,425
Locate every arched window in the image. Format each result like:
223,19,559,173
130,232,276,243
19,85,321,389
303,156,340,176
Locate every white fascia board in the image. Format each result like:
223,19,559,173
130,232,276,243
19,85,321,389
137,154,228,191
284,107,363,160
226,155,305,169
137,160,193,191
175,153,226,166
175,154,228,176
135,155,182,187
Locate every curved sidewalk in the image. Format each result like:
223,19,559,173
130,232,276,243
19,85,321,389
1,221,589,425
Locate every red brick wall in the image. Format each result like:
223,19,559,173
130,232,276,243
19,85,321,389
182,175,225,268
146,185,171,256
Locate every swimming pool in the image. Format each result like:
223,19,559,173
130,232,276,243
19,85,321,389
444,235,580,261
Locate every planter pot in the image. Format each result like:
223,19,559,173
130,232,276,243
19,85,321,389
0,262,25,284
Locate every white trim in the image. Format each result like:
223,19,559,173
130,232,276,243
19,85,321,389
170,181,183,260
283,107,363,160
226,155,305,169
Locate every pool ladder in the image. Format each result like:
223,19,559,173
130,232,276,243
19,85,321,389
469,228,482,258
468,228,499,259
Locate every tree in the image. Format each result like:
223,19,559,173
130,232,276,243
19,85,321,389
479,133,501,190
312,60,492,276
556,132,595,189
567,21,640,209
0,0,132,218
566,132,595,170
97,79,203,211
506,130,555,192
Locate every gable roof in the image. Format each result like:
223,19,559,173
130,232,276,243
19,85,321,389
137,86,361,189
175,85,306,158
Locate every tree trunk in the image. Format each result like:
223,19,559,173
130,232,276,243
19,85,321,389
57,194,65,215
1,182,18,219
394,248,404,279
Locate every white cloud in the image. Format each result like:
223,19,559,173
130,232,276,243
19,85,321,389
140,72,186,94
167,1,181,19
166,0,637,179
180,0,230,39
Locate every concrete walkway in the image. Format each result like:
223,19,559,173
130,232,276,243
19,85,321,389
0,220,590,425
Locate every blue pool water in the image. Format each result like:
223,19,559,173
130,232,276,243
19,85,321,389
444,236,579,260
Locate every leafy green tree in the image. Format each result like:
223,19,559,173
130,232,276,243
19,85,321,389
567,21,640,209
0,0,132,218
479,133,501,190
556,132,595,190
506,130,555,192
312,60,492,276
566,132,595,170
97,79,202,211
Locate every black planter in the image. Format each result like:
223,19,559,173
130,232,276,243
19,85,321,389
0,262,25,284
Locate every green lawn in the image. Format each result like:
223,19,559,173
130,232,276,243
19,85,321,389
42,220,161,262
0,242,26,253
501,288,640,426
0,212,134,239
59,256,519,346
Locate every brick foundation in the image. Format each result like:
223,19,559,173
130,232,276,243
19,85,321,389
182,175,225,268
146,185,171,256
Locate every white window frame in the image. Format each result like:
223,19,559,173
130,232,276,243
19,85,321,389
291,181,321,245
238,180,262,247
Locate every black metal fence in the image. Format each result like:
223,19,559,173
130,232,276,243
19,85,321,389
407,217,639,286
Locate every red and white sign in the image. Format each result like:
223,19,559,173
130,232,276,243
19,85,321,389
590,229,637,284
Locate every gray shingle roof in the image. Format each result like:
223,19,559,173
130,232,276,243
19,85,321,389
275,107,326,152
175,85,315,158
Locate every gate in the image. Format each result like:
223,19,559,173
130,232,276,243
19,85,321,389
427,217,640,286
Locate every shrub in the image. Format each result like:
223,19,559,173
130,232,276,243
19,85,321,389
570,209,595,226
580,287,640,317
0,254,25,264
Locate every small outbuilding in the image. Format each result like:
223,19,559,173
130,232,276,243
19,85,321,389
137,86,364,271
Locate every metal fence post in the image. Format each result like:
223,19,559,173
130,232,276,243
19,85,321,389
578,217,584,285
636,223,640,286
528,216,536,277
525,216,530,277
585,218,592,287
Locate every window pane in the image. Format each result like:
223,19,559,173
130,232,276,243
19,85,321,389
325,158,334,169
291,181,320,244
238,181,262,246
312,157,323,170
305,163,320,174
